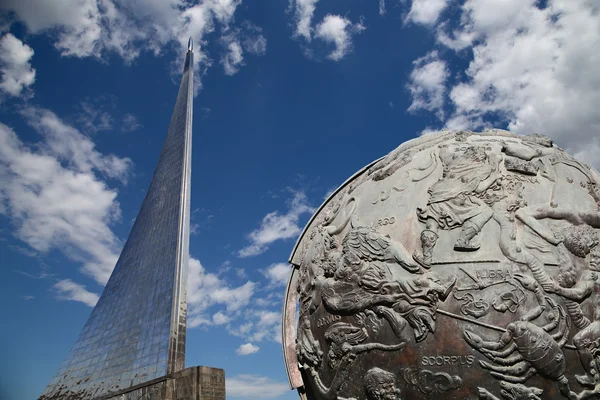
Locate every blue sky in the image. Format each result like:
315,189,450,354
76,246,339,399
0,1,599,399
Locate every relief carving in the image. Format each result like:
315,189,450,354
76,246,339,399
337,368,402,400
286,130,600,400
478,382,543,400
414,145,501,268
363,368,401,400
464,274,572,395
401,368,463,394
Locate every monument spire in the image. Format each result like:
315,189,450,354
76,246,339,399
40,41,194,399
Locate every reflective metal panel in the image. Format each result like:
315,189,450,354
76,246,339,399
40,46,194,400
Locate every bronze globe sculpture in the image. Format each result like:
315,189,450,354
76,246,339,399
282,129,600,400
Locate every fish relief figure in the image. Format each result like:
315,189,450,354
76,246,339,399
464,273,573,397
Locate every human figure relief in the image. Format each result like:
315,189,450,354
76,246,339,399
545,245,600,387
414,145,502,268
337,368,401,400
320,251,455,342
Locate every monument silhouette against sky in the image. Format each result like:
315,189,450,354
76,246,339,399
40,39,224,400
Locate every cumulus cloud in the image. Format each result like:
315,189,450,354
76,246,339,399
235,342,259,355
186,257,282,343
0,117,127,286
212,311,230,325
405,0,450,25
262,263,291,287
0,33,35,98
22,107,132,183
292,0,320,40
228,310,281,342
238,191,314,257
0,0,265,87
406,1,600,169
227,375,289,398
221,36,244,76
407,51,449,119
53,279,100,307
187,257,256,328
315,14,366,61
290,1,365,61
220,22,267,75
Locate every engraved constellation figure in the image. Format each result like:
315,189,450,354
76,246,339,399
414,145,502,268
545,246,600,387
464,273,573,397
320,251,455,342
515,205,600,247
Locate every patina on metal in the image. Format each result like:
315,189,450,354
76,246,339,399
40,39,194,400
283,129,600,400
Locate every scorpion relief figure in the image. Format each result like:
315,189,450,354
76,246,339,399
414,145,502,268
464,272,573,396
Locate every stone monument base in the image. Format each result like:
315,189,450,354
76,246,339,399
97,366,225,400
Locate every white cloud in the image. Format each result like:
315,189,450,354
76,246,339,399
221,36,244,76
405,0,450,25
0,117,126,286
243,33,267,56
427,0,600,169
291,1,365,61
121,113,141,132
0,0,104,59
273,320,283,344
0,33,35,97
53,279,99,307
227,375,289,398
235,342,260,355
22,107,132,183
227,310,281,342
407,50,449,119
379,0,387,15
212,311,230,325
0,0,263,87
292,0,320,41
238,191,314,257
220,22,267,75
76,100,114,134
262,263,291,287
315,14,366,61
187,257,256,328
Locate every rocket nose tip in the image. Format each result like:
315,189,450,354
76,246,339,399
188,37,193,51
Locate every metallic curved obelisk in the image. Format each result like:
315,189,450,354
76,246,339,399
40,40,194,400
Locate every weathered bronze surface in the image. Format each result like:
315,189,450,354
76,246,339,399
283,129,600,400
